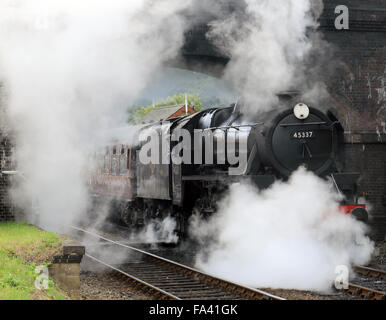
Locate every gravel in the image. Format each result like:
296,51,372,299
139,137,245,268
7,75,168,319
74,225,386,300
370,241,386,269
80,271,154,300
80,256,154,300
259,288,357,300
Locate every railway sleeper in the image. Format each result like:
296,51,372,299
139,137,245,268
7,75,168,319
144,281,212,287
132,275,193,281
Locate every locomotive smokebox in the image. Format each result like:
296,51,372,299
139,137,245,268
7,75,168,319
255,104,344,178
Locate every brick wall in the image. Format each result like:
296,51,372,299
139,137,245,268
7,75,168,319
320,1,386,240
343,134,386,240
321,1,386,132
0,134,14,221
0,82,14,221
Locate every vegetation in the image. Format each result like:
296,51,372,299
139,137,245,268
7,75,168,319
0,222,67,300
129,93,204,123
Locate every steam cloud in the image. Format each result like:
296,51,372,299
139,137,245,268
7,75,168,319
207,0,330,112
132,215,179,244
0,0,192,230
190,168,374,292
0,0,375,293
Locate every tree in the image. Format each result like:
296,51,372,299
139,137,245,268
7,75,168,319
129,93,204,123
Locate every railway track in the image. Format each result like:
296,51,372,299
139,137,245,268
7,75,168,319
71,226,285,300
344,266,386,300
354,265,386,280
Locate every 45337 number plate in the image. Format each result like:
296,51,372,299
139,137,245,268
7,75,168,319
291,131,315,139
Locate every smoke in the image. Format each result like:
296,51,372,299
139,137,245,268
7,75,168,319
131,215,179,244
206,0,331,112
0,0,192,230
189,167,374,292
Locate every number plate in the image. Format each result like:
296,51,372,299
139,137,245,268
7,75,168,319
291,131,315,139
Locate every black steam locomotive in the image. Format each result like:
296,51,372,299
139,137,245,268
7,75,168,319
88,93,368,234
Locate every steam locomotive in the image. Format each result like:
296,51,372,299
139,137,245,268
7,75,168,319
88,93,368,235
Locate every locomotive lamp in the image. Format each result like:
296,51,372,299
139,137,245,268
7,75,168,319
294,103,310,120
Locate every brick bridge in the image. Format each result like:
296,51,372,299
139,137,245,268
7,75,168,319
1,0,385,239
172,0,386,240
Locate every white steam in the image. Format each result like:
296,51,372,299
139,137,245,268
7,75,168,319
207,0,328,111
132,215,179,244
0,0,192,230
190,168,374,292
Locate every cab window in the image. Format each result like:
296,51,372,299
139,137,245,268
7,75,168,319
98,153,104,174
119,147,126,175
104,148,110,174
127,149,131,169
111,146,117,175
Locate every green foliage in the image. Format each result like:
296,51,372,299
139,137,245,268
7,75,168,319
1,273,22,288
0,222,66,300
129,93,204,123
0,222,61,252
134,104,155,120
155,93,203,110
0,250,66,300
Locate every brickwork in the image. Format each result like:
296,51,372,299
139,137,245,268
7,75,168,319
49,240,85,298
320,1,386,132
0,134,14,221
343,134,386,240
0,82,14,221
321,1,386,240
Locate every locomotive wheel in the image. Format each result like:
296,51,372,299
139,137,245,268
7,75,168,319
119,202,132,227
119,201,141,228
